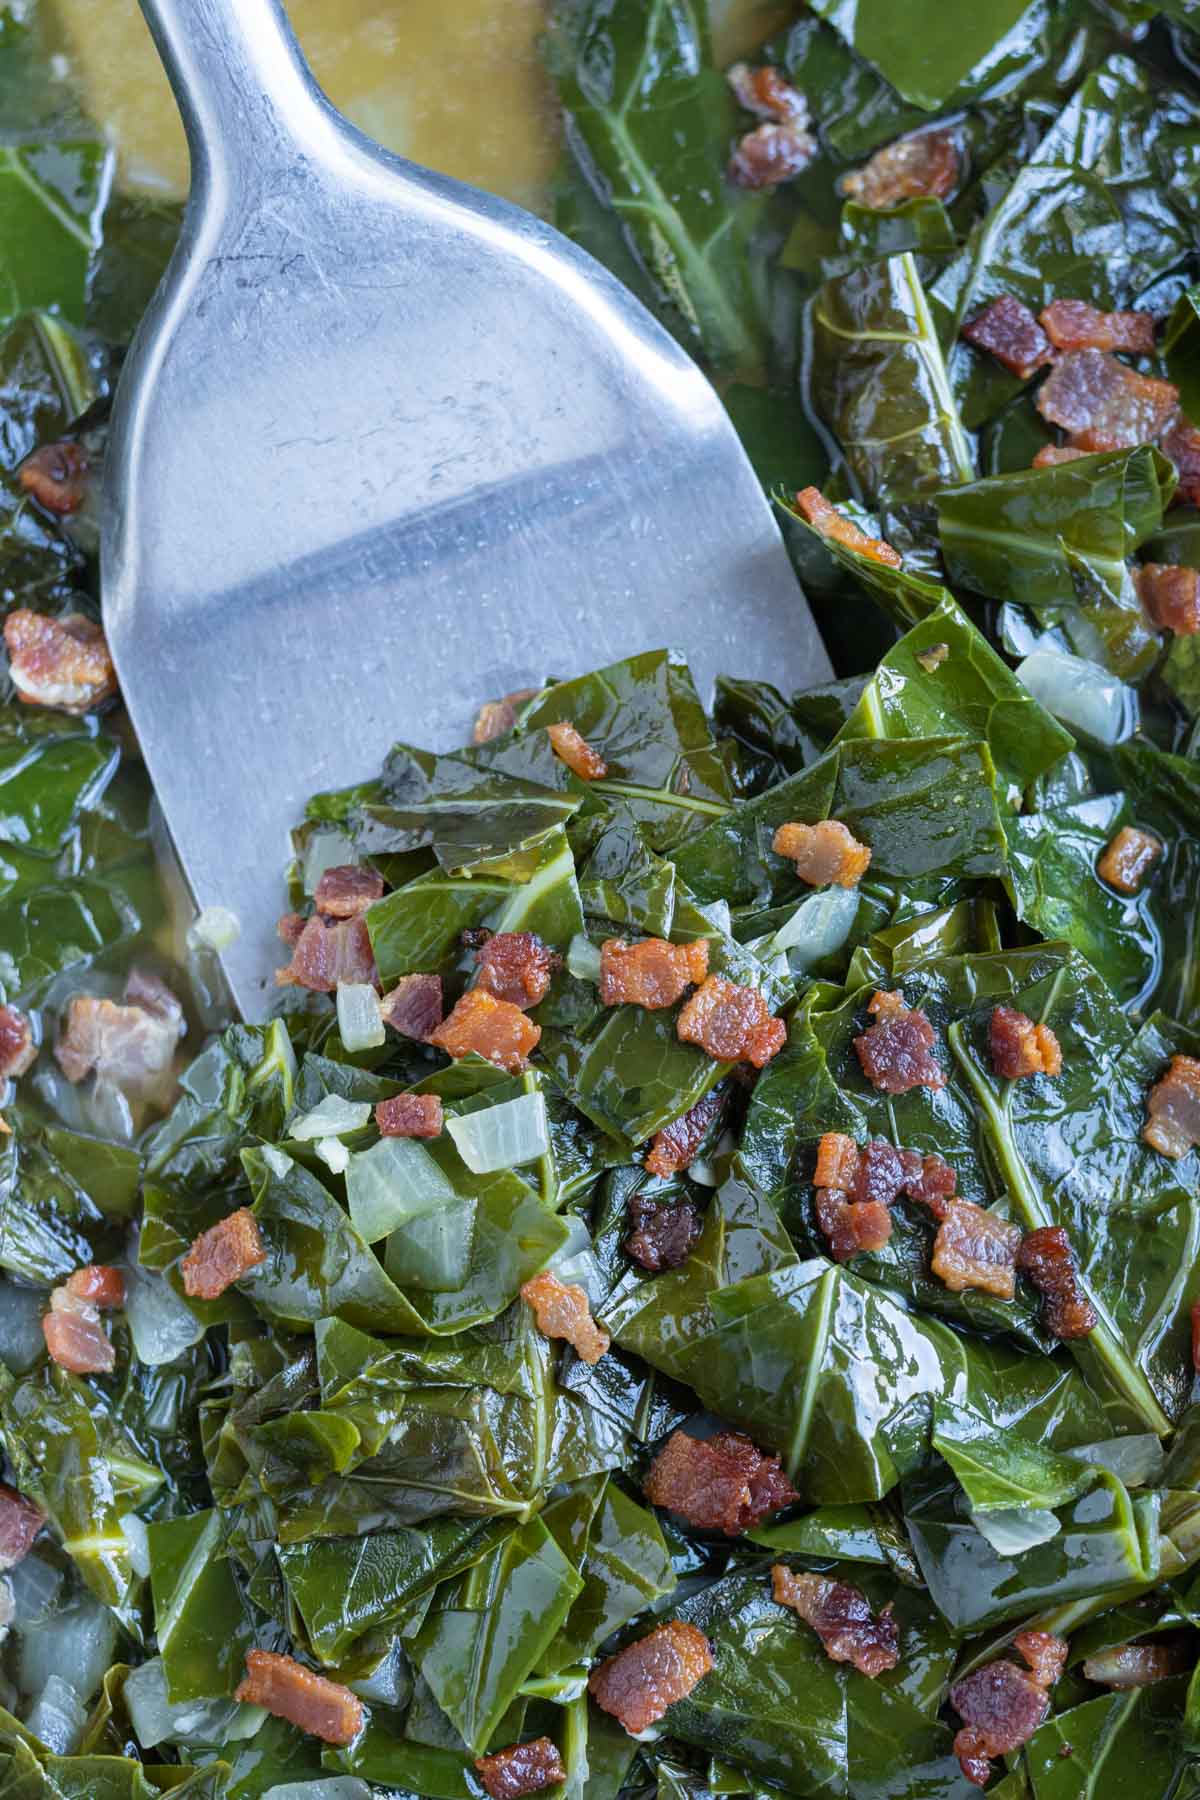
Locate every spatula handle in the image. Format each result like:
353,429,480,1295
137,0,332,194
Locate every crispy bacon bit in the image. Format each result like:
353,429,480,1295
841,127,959,209
1135,563,1200,635
520,1269,609,1363
55,972,185,1102
379,972,443,1041
587,1620,714,1735
472,687,538,745
1082,1641,1191,1689
3,609,117,713
0,1484,44,1571
726,63,815,189
18,440,90,513
1016,1226,1097,1339
814,1189,892,1262
1097,825,1162,895
928,1200,1022,1299
275,914,377,992
64,1265,125,1308
1161,416,1200,507
854,991,945,1095
727,61,808,121
473,931,558,1009
814,1132,859,1191
851,1139,908,1208
625,1194,704,1271
313,864,384,919
644,1087,725,1180
546,720,607,780
961,295,1054,381
794,486,902,567
677,975,785,1068
771,1566,899,1676
42,1301,114,1375
1032,444,1093,468
277,911,306,947
771,819,871,888
1035,349,1179,447
181,1207,267,1301
1039,300,1156,355
0,1005,35,1080
951,1633,1067,1788
644,1429,797,1535
375,1093,443,1138
429,988,541,1073
1143,1054,1200,1159
474,1737,567,1799
990,1006,1062,1081
902,1151,957,1206
235,1650,363,1747
600,937,709,1010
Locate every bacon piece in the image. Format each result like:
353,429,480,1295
854,991,945,1095
814,1132,859,1191
275,914,377,992
600,937,709,1010
1143,1054,1200,1159
277,911,306,947
0,1484,44,1571
1016,1226,1097,1339
546,720,607,780
961,296,1054,381
1035,349,1179,447
901,1151,957,1206
676,975,785,1068
1135,563,1200,635
587,1620,714,1735
851,1139,909,1207
0,1005,35,1079
375,1093,443,1138
313,864,384,919
379,972,443,1041
794,487,902,567
18,440,91,514
771,819,871,888
1082,1641,1191,1689
727,62,808,121
1032,444,1093,468
625,1195,703,1271
181,1207,267,1301
472,687,538,745
1069,428,1125,452
42,1302,114,1375
644,1429,797,1535
814,1189,892,1262
950,1633,1067,1788
644,1087,725,1179
989,1006,1062,1080
841,128,959,209
3,610,117,713
429,988,541,1073
520,1270,609,1363
1097,825,1162,894
474,1737,567,1799
1161,416,1200,507
55,973,184,1102
235,1650,363,1747
65,1265,125,1308
928,1200,1022,1299
1039,300,1156,355
728,120,816,188
473,931,558,1009
771,1566,899,1676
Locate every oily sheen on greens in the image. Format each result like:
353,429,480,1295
10,0,1200,1797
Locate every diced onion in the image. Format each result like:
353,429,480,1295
548,1212,605,1307
336,982,385,1051
25,1673,87,1754
84,1079,135,1144
7,1554,62,1628
1016,649,1137,745
120,1513,151,1579
263,1782,372,1800
346,1136,455,1243
315,1136,351,1175
302,828,358,896
970,1504,1060,1557
0,1281,48,1374
348,1637,412,1709
261,1145,292,1179
123,1262,205,1367
770,884,860,968
186,906,241,952
566,933,602,983
446,1092,549,1174
124,1656,265,1748
0,1578,12,1632
289,1094,373,1141
1064,1434,1163,1488
18,1593,116,1702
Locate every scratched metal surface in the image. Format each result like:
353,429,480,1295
104,0,831,1019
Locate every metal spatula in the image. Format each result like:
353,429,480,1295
103,0,830,1019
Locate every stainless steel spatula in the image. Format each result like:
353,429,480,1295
104,0,830,1019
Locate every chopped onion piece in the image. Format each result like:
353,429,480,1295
970,1504,1061,1556
1016,648,1137,745
315,1135,351,1175
25,1673,87,1754
7,1554,62,1627
85,1078,135,1144
770,884,860,968
348,1637,412,1708
447,1091,549,1174
289,1094,373,1141
1064,1434,1163,1488
566,933,602,983
123,1261,204,1366
337,982,385,1050
124,1656,265,1748
548,1211,605,1307
120,1513,151,1579
186,906,241,952
18,1593,116,1701
261,1144,292,1179
302,828,358,896
0,1579,12,1632
263,1782,372,1800
346,1136,455,1243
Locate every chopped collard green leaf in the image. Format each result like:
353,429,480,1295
11,3,1200,1797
